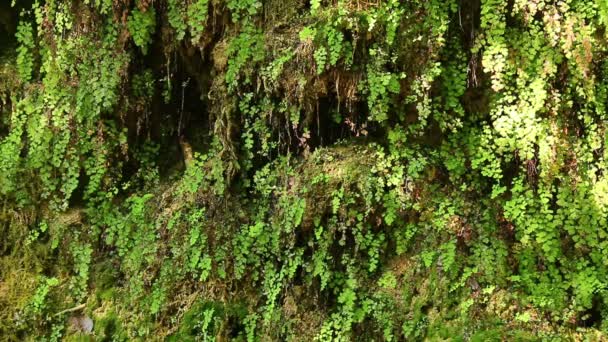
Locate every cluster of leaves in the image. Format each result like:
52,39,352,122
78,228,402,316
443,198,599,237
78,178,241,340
167,0,209,43
128,6,156,54
4,0,608,341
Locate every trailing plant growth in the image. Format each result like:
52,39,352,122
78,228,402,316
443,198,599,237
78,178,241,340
2,0,608,340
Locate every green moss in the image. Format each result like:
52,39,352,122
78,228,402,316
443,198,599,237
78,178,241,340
3,0,608,339
94,312,127,342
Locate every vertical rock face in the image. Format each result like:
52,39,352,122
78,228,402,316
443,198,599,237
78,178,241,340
0,3,15,36
3,0,608,340
0,3,16,54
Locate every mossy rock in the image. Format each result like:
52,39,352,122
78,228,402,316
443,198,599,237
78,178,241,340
295,143,378,229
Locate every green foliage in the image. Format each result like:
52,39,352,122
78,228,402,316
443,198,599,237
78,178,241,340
187,0,209,43
5,0,608,340
132,69,155,99
313,46,327,75
167,0,188,41
227,0,262,23
69,242,93,300
366,58,402,123
15,20,34,81
167,0,209,43
29,277,59,315
128,7,156,54
225,28,265,91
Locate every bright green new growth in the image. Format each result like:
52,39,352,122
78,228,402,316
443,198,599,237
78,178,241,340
128,6,156,54
2,0,608,340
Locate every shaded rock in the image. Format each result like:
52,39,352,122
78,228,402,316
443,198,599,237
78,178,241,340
68,315,94,334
